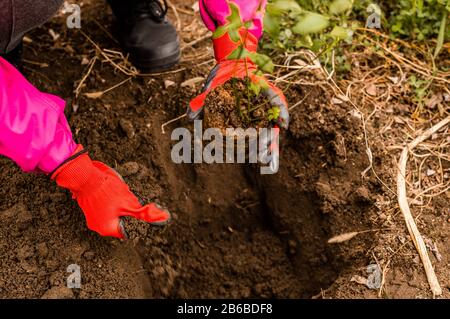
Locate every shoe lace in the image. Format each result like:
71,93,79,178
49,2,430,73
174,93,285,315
134,0,168,22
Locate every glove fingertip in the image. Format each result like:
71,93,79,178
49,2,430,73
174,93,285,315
187,107,203,122
277,119,289,130
118,219,128,240
150,207,172,226
142,203,172,226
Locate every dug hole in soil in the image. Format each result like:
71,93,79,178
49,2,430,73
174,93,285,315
0,0,376,299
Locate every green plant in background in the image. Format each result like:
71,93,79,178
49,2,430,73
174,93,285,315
352,0,449,57
384,0,450,43
409,75,432,118
264,0,355,51
263,0,449,65
213,0,449,75
263,0,355,74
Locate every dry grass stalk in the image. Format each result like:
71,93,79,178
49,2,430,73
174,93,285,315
397,115,450,297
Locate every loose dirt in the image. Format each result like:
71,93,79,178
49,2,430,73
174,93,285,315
203,78,272,132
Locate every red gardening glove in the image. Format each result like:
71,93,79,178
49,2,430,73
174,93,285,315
188,28,289,129
189,28,287,173
51,145,171,239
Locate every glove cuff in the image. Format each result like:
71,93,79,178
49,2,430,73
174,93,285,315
213,28,258,62
51,145,102,194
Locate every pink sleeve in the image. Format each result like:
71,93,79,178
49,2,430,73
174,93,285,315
199,0,267,39
0,57,77,174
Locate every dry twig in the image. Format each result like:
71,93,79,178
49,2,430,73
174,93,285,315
161,113,187,134
397,115,450,297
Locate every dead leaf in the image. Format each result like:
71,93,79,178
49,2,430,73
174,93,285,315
388,76,399,84
426,168,436,176
366,84,378,96
181,77,205,88
64,45,75,54
409,198,423,206
393,116,406,124
23,36,33,44
349,109,362,119
328,232,359,244
192,1,199,12
424,238,442,262
444,93,450,102
164,80,176,89
84,92,103,99
331,97,344,105
425,93,443,109
337,94,349,102
351,275,368,286
48,29,60,41
81,57,90,65
294,59,308,67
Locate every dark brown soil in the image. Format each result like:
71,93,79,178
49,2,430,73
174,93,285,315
203,79,272,132
2,0,445,299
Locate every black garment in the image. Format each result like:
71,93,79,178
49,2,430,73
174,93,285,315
1,41,22,68
0,0,63,53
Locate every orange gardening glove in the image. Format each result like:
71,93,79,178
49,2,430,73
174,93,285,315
51,145,171,238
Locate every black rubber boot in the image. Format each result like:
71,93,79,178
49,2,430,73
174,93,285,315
107,0,181,73
0,42,23,70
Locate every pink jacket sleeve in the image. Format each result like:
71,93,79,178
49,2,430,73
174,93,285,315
199,0,267,39
0,57,76,174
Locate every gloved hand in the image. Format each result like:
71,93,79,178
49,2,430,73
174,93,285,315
0,57,170,238
51,145,171,239
188,0,289,129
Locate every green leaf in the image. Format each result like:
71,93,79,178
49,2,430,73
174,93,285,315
295,35,314,48
329,0,353,15
434,12,447,58
226,2,242,26
212,2,243,40
229,28,241,42
212,26,228,39
249,81,262,96
292,13,329,35
330,26,353,40
249,53,275,73
311,38,324,51
267,107,281,122
267,0,302,15
227,47,251,60
255,74,269,90
263,12,280,36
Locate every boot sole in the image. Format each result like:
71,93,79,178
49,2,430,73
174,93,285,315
131,50,181,74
